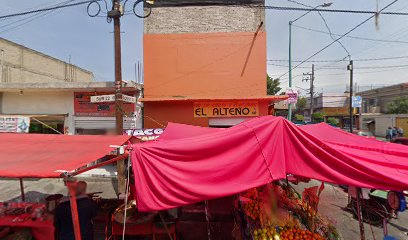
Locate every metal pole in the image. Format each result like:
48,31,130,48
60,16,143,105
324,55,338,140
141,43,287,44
19,178,25,202
348,60,354,133
288,21,293,121
310,64,315,116
356,187,365,240
113,0,126,193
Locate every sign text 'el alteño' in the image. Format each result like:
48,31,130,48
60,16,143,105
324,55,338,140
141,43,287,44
194,102,259,118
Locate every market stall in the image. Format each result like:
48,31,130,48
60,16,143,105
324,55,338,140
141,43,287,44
130,116,408,239
0,133,131,240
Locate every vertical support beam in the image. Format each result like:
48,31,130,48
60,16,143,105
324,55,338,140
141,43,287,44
348,60,354,133
67,181,82,240
19,178,25,202
113,0,125,194
288,21,293,121
356,187,365,240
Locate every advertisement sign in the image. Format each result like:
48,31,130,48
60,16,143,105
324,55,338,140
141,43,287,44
352,96,362,108
74,92,135,117
286,90,298,104
126,128,164,141
194,101,259,118
0,116,30,133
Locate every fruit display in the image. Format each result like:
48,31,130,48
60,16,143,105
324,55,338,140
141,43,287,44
237,182,339,240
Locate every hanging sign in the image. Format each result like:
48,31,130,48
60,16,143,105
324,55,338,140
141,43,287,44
352,96,362,108
125,128,164,141
194,101,259,118
286,90,298,104
0,116,30,133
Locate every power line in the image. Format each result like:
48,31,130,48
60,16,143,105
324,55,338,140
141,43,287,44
0,0,97,20
268,55,408,62
293,24,408,44
277,0,400,80
252,4,408,16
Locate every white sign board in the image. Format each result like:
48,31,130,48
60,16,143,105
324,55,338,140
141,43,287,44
352,96,362,108
90,94,115,103
90,94,136,103
0,116,30,133
286,90,298,104
122,94,136,103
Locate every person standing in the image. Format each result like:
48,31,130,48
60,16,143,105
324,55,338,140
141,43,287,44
397,127,404,137
54,181,98,240
386,127,393,141
392,127,398,139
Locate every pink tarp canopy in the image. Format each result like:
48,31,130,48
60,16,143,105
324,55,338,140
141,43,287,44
0,133,131,178
131,116,408,211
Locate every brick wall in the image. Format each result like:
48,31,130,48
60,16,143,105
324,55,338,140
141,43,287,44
0,38,94,83
144,4,265,34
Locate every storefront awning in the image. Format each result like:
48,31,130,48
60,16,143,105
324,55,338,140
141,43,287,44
0,133,131,178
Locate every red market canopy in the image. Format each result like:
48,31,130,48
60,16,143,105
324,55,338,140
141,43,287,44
131,116,408,212
0,133,131,178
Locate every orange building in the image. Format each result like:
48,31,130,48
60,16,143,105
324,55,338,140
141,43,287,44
141,0,286,128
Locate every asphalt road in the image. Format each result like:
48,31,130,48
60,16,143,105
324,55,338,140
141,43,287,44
292,181,408,240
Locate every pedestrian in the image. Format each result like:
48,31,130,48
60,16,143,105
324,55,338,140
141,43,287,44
54,181,98,240
392,127,398,139
386,127,393,141
397,127,404,137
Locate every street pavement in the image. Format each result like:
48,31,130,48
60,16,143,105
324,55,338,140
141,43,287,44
1,178,407,239
292,181,408,240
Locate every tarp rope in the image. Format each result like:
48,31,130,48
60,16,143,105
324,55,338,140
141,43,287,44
122,152,132,239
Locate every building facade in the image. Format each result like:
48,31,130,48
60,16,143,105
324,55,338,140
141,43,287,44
358,83,408,114
142,0,285,128
0,38,94,83
0,38,142,134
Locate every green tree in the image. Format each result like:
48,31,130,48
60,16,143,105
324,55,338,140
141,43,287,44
267,75,282,95
295,97,307,114
327,117,339,126
387,97,408,114
294,114,304,122
312,112,324,123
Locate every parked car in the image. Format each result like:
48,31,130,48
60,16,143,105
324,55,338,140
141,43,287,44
391,137,408,146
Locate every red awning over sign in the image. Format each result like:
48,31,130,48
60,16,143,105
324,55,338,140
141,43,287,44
0,133,130,178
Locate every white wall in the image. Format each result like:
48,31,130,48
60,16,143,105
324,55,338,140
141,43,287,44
1,91,74,133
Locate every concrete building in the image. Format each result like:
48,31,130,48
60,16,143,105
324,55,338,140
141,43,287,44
0,38,142,134
0,38,94,83
0,82,142,134
303,93,352,125
357,83,408,137
142,0,285,128
358,83,408,114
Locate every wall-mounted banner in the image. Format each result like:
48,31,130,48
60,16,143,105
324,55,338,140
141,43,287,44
194,101,259,118
0,116,30,133
125,128,164,141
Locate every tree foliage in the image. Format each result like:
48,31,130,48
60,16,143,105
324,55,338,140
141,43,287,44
312,112,325,123
267,75,282,95
327,117,339,126
294,114,304,122
387,97,408,114
295,97,307,114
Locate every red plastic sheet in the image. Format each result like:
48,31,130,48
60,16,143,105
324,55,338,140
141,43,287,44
131,116,408,212
0,133,130,178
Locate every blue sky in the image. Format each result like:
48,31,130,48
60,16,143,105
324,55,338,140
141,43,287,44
2,0,408,94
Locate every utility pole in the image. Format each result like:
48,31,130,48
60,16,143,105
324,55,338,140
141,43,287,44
348,60,354,134
109,0,125,193
303,64,315,119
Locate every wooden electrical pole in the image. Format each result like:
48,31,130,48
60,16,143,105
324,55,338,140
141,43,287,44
110,0,125,193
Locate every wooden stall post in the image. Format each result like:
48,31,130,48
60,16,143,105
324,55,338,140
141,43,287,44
66,180,82,240
19,178,25,202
